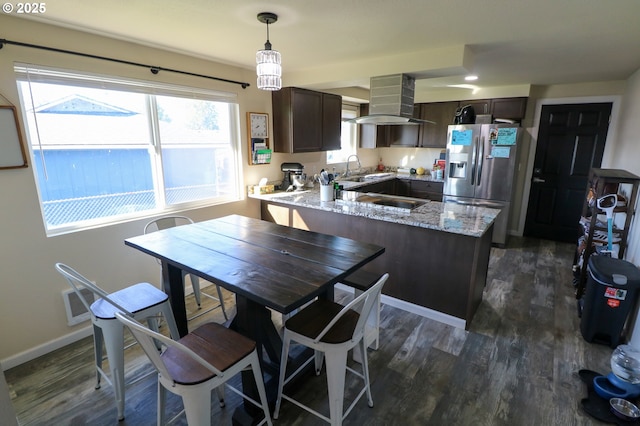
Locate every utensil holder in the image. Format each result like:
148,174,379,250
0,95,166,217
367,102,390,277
320,184,334,202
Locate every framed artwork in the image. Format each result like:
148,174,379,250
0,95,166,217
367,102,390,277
0,105,28,169
247,112,271,165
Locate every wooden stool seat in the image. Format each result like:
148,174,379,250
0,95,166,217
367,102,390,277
163,323,256,386
341,269,384,292
285,299,360,344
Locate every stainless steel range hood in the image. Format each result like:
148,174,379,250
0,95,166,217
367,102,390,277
348,74,435,125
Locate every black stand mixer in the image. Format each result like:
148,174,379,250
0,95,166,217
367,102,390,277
280,162,305,191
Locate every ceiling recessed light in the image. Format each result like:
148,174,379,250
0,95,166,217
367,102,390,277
465,75,478,81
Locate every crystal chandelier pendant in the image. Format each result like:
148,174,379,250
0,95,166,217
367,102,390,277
256,47,281,90
256,12,282,91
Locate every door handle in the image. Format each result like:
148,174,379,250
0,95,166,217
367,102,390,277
477,137,485,186
533,177,545,183
470,137,478,186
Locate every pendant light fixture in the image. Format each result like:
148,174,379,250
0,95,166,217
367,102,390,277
256,12,282,91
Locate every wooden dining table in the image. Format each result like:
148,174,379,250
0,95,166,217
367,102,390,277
124,214,385,423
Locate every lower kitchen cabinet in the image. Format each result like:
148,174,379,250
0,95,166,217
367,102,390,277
371,178,443,201
354,179,396,194
261,200,492,328
408,179,443,201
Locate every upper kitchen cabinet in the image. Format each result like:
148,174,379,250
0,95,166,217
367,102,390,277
458,97,528,121
417,101,459,148
272,87,342,153
459,99,492,115
359,103,420,148
388,103,420,147
490,97,527,120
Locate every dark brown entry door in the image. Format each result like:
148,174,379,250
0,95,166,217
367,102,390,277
524,103,611,243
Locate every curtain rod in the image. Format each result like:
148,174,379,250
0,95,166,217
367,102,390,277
0,38,251,89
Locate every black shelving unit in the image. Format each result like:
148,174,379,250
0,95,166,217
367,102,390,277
574,168,640,301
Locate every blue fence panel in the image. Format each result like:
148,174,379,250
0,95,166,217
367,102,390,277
33,148,153,201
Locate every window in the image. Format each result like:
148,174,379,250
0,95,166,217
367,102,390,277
327,104,358,164
15,64,242,235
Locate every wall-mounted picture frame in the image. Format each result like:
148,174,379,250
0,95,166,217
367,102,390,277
0,105,28,169
247,112,272,165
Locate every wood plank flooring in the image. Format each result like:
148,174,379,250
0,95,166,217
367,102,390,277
5,237,616,425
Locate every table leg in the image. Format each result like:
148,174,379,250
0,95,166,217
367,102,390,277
162,262,188,337
229,295,284,424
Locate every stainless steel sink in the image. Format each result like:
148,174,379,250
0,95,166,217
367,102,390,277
355,193,426,210
338,172,394,183
339,176,368,182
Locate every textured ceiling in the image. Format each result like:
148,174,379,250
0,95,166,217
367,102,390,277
12,0,640,100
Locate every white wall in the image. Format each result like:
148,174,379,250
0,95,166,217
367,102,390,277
0,15,280,366
608,69,640,265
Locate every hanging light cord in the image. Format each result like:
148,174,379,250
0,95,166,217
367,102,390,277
264,20,271,49
0,38,251,89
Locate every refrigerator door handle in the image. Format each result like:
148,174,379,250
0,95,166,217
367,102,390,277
476,136,485,186
470,136,478,186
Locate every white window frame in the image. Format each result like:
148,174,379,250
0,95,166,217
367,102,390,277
14,64,243,236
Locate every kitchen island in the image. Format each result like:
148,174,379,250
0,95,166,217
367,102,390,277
250,180,499,329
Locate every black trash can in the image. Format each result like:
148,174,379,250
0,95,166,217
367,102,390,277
581,255,640,348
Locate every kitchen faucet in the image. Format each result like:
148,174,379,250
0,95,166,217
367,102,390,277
345,154,361,177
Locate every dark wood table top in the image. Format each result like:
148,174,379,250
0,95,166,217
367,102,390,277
125,214,385,314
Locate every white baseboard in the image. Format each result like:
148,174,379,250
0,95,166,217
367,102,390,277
335,283,466,329
1,326,92,371
1,280,208,371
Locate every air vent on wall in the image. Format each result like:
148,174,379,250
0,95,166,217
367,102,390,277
62,288,94,326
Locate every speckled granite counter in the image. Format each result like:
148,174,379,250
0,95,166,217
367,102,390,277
249,178,498,238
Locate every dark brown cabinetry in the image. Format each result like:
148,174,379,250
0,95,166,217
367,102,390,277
356,178,443,201
359,104,420,148
359,104,391,148
272,87,342,153
491,97,527,120
459,99,492,115
417,102,459,148
458,97,527,120
261,200,492,328
407,179,444,201
395,178,443,201
358,97,527,149
354,179,396,194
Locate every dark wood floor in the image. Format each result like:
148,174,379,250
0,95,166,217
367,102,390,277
5,237,615,425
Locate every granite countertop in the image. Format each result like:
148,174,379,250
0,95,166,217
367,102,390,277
250,174,499,238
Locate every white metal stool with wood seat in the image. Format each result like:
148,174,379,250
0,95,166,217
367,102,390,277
274,273,389,426
144,215,228,321
340,270,384,351
115,312,273,426
55,263,180,422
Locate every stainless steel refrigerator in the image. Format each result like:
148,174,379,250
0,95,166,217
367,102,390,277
443,123,522,247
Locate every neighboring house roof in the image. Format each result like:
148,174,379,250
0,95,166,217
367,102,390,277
35,94,138,116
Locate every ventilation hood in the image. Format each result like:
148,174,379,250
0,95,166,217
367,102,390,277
348,74,435,125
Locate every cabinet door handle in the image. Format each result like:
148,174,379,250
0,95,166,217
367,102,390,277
532,177,545,183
